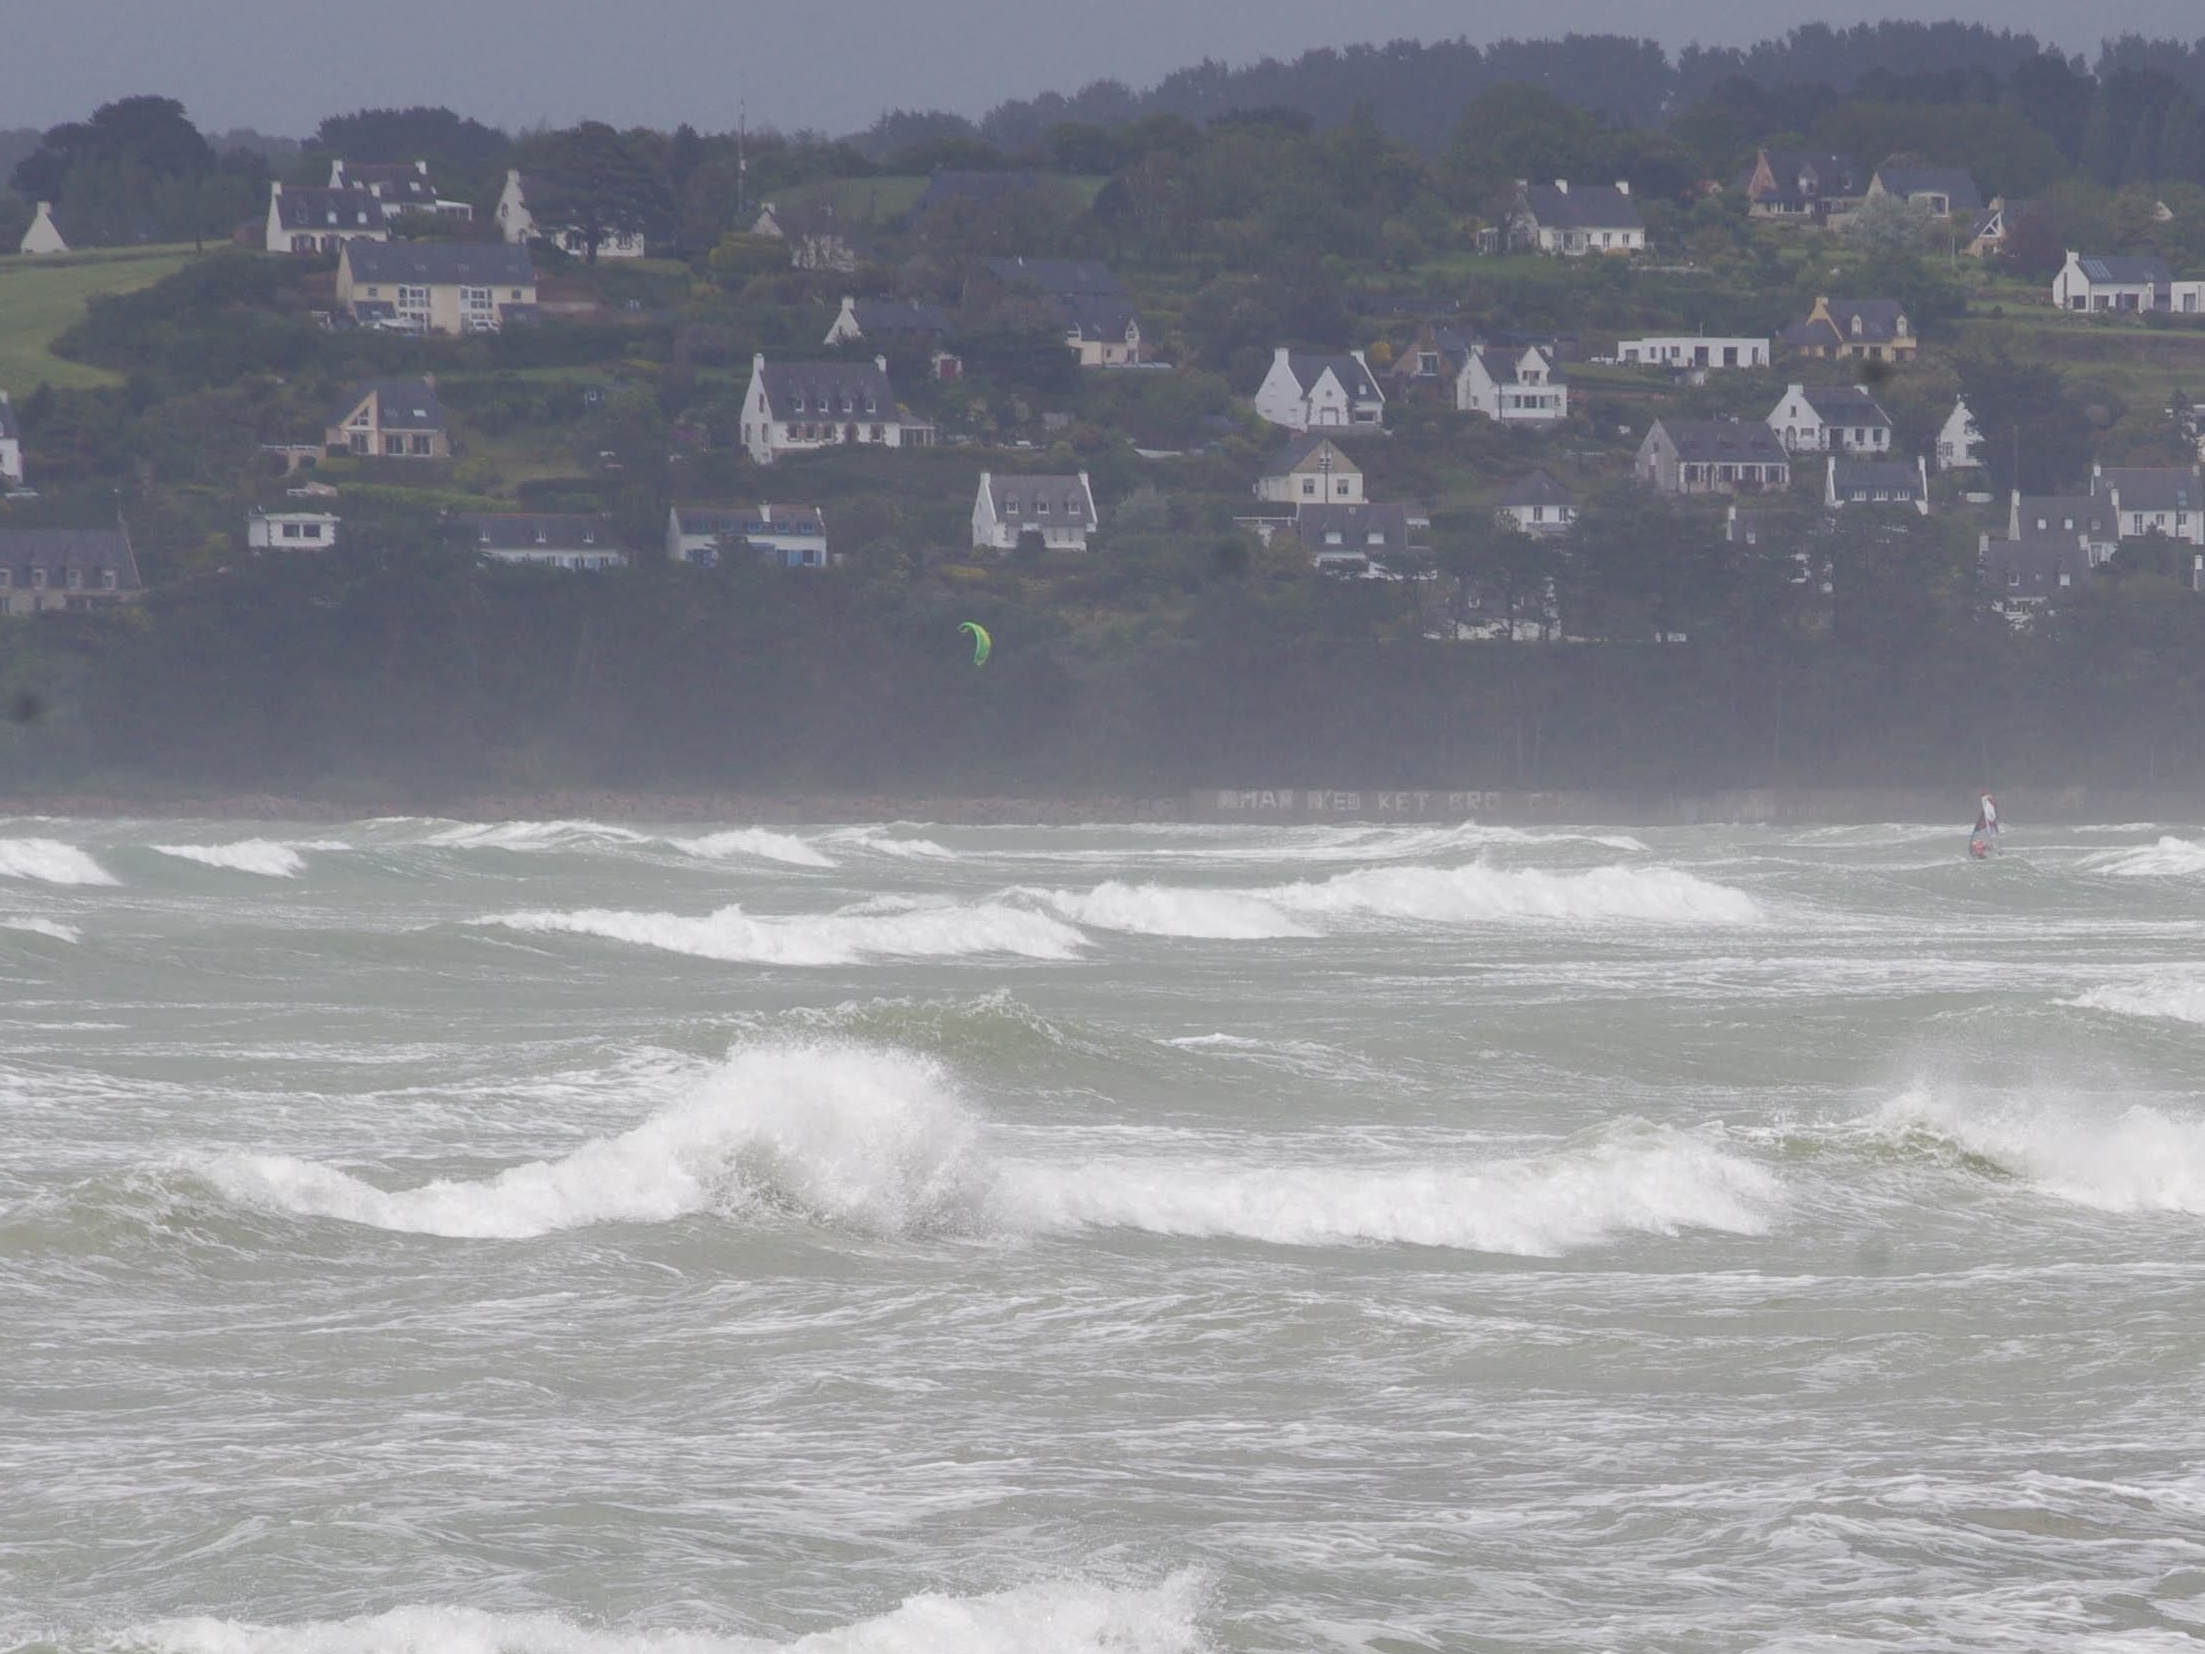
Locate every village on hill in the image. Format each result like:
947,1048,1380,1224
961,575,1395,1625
5,27,2205,796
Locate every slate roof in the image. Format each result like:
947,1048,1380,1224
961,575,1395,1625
1296,502,1413,558
2073,253,2172,286
1260,432,1361,477
335,162,441,206
754,359,898,418
273,187,386,231
1982,533,2093,598
982,257,1125,297
1655,420,1790,465
672,503,827,539
1830,458,1923,498
1874,167,1982,213
2096,466,2204,514
0,527,142,592
1057,294,1140,342
1519,183,1643,231
1747,151,1858,198
1782,299,1911,350
984,473,1097,530
343,242,535,286
1282,352,1380,401
455,512,621,553
329,378,446,432
1798,385,1893,424
1496,469,1575,509
1468,345,1559,385
2013,494,2111,538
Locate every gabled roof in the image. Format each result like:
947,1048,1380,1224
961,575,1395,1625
982,472,1097,530
333,161,442,205
2096,465,2203,514
455,512,621,552
982,257,1124,297
1795,385,1892,424
1295,501,1413,555
328,377,446,431
1654,419,1790,465
848,298,949,335
1468,344,1558,386
672,503,827,538
273,186,386,231
1519,182,1643,231
1261,432,1361,477
1982,533,2092,596
2013,494,2110,536
343,242,535,287
2072,253,2172,286
1830,458,1922,496
1750,150,1858,196
1874,167,1982,213
1056,294,1140,342
0,527,142,591
1496,469,1575,509
1280,352,1379,401
753,358,898,416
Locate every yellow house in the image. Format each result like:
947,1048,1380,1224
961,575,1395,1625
336,242,537,336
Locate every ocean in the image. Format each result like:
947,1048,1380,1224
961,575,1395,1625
5,816,2205,1653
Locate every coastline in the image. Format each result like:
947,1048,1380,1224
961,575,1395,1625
0,791,1196,825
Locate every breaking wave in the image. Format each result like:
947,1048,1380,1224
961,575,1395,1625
2071,976,2205,1026
149,839,324,877
195,1042,1777,1256
1262,861,1760,925
0,837,117,886
2087,836,2205,877
115,1574,1208,1654
668,828,836,868
425,819,650,852
1873,1084,2205,1214
482,898,1086,966
1022,880,1315,939
1,914,81,942
824,827,957,860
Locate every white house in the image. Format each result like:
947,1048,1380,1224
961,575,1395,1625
1937,397,1984,470
665,503,829,568
751,203,862,272
1494,470,1577,536
1826,455,1928,513
1617,336,1769,376
1253,348,1384,432
455,512,628,570
2053,251,2172,313
740,355,931,465
2008,492,2118,563
1767,383,1893,455
265,183,388,255
2174,280,2205,316
973,472,1099,552
328,159,474,220
247,509,341,550
1255,433,1364,506
2092,463,2204,545
17,201,68,256
496,170,646,259
1455,345,1567,423
1512,180,1645,256
0,393,22,489
823,296,950,348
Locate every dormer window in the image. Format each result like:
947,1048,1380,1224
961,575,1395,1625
1324,530,1344,546
1037,500,1050,515
791,394,806,413
1005,497,1019,515
533,529,548,545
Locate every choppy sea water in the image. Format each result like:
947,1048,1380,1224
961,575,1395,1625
7,816,2205,1653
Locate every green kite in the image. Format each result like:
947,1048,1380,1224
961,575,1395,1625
959,621,992,667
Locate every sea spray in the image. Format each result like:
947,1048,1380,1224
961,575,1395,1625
0,838,118,886
482,898,1088,966
149,840,316,878
668,828,836,868
1874,1083,2205,1213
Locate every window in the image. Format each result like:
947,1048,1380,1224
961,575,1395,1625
351,435,369,455
282,522,302,539
66,568,82,589
384,436,402,455
1335,479,1350,497
1037,500,1050,515
30,568,46,589
411,435,431,456
1324,530,1344,546
1301,478,1316,498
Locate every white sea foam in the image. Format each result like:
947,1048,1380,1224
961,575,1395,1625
197,1041,1774,1256
426,819,651,851
0,837,117,886
824,827,957,860
149,839,311,877
116,1574,1208,1654
1875,1084,2205,1214
2087,836,2205,877
1261,861,1762,925
2071,976,2205,1025
668,828,836,868
198,1043,993,1240
0,915,80,942
483,898,1087,966
1005,1123,1782,1255
1022,880,1315,939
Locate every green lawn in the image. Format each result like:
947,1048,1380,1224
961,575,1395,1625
0,244,204,391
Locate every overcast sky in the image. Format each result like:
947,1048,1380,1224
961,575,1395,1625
0,0,2187,140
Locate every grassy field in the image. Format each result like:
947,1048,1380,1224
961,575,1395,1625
0,244,204,391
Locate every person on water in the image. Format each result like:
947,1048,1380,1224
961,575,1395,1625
1970,792,1999,858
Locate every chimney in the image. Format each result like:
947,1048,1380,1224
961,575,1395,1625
1553,179,1569,193
422,373,435,390
1615,180,1630,195
874,354,888,375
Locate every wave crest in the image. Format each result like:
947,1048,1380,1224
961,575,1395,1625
426,819,650,851
2087,836,2205,877
1873,1084,2205,1213
1022,880,1314,939
668,828,835,868
482,899,1087,966
117,1574,1208,1654
0,914,81,942
1263,861,1761,925
0,837,117,886
150,839,314,877
2071,977,2205,1025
